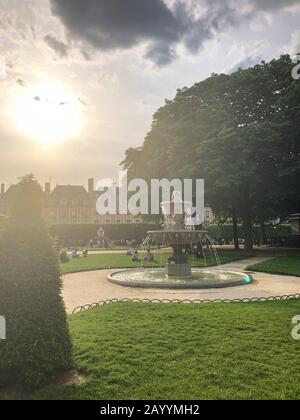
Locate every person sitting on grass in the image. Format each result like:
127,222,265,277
59,250,70,263
126,248,134,256
132,250,141,263
71,248,79,259
144,249,154,263
82,249,89,258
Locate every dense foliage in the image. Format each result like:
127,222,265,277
207,224,291,243
122,55,300,250
50,223,162,246
0,175,73,388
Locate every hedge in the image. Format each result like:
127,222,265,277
0,177,73,388
50,223,162,246
207,224,291,242
49,223,292,247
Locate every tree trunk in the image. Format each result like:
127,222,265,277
242,189,253,252
260,220,267,246
243,214,253,251
232,204,240,250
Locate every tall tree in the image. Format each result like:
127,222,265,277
123,56,300,250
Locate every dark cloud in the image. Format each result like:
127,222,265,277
17,78,28,88
78,97,91,107
44,33,70,58
81,50,92,61
145,42,176,66
50,0,237,65
49,0,299,65
50,0,181,65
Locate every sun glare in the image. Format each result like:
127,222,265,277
10,81,82,145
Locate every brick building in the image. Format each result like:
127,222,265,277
0,178,214,226
0,179,141,225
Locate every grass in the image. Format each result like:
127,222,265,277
22,300,300,400
60,252,254,275
247,257,300,278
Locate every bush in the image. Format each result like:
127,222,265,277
50,224,98,246
0,176,73,388
50,223,162,246
207,223,291,242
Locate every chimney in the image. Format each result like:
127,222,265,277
88,178,94,195
45,182,51,194
1,184,5,195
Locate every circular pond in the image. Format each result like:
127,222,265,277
108,268,253,289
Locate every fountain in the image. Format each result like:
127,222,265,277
108,193,252,289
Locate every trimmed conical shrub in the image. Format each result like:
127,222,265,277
0,175,73,388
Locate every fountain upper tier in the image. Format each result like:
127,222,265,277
147,230,207,245
147,191,206,245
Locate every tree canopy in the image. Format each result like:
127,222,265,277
122,55,300,250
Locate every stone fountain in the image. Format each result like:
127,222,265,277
147,192,206,278
108,193,252,289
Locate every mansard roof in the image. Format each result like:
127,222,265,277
50,185,89,200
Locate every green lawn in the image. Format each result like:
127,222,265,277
247,257,300,278
61,252,253,275
24,300,300,400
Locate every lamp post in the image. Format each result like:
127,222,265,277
97,227,105,240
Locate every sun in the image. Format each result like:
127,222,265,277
10,80,82,145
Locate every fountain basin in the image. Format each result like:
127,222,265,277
108,268,253,289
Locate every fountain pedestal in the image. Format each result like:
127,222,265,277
167,244,192,278
168,261,192,278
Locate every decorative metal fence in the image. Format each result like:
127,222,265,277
72,293,300,314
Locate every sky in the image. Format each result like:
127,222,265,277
0,0,300,189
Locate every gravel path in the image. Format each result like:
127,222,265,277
62,257,300,313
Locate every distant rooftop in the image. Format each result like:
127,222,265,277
50,185,89,199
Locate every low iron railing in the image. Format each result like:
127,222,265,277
72,293,300,314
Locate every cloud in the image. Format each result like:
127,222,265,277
224,40,269,73
81,50,92,61
46,0,300,65
78,97,91,107
248,0,300,11
49,0,243,65
44,33,70,58
229,55,262,73
50,0,181,65
284,30,300,56
145,42,176,66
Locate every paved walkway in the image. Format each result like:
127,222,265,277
62,257,300,313
86,246,300,256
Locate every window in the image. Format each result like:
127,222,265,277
60,199,68,206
